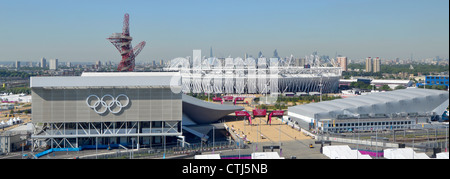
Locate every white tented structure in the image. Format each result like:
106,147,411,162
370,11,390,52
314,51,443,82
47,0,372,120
194,154,221,159
7,118,13,126
383,148,430,159
436,152,449,159
323,145,372,159
251,152,284,159
288,88,449,132
0,121,7,129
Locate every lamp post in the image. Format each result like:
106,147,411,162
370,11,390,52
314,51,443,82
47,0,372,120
131,138,135,159
446,126,448,152
357,114,360,159
279,119,282,147
95,137,98,159
319,76,323,102
375,129,378,159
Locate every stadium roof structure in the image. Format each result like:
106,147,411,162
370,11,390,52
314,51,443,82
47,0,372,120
31,72,180,88
288,88,449,122
182,94,244,124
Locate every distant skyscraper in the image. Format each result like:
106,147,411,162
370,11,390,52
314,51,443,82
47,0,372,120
273,49,279,59
373,57,381,72
337,57,348,72
40,57,46,68
365,57,373,72
49,59,58,70
96,60,102,68
66,62,71,67
15,61,20,69
210,46,213,58
295,58,306,67
435,56,440,61
160,60,164,66
258,51,263,58
300,58,306,67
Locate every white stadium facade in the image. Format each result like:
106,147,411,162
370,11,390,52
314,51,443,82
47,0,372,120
166,50,342,94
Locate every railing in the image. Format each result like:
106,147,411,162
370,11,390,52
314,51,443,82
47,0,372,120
80,141,236,159
325,136,398,148
221,154,252,159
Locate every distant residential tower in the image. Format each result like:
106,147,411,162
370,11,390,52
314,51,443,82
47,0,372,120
40,57,46,68
365,57,373,72
337,57,348,72
49,59,58,70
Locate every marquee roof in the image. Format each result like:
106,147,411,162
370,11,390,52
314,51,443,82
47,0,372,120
288,88,449,121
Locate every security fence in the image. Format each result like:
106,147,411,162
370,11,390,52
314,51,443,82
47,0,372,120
80,141,237,159
321,127,449,153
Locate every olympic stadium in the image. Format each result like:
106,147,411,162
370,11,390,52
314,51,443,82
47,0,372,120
166,53,342,95
30,72,243,151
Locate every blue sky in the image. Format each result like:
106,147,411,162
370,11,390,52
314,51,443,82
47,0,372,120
0,0,448,62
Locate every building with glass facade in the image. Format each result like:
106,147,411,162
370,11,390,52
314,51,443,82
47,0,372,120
425,75,449,88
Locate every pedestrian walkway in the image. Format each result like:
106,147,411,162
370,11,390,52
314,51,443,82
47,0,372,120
225,117,310,144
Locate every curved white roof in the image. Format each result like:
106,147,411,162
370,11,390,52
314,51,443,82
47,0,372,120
289,88,449,120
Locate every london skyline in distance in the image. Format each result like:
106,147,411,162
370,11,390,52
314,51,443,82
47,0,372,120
0,0,448,63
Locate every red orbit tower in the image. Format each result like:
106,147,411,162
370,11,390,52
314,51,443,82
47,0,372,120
107,13,146,72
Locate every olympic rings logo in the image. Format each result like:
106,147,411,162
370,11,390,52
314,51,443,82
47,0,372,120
86,94,130,114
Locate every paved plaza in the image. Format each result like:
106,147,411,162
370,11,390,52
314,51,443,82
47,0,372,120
223,116,328,159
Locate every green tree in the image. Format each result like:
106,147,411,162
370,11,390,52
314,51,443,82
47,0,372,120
380,85,392,91
350,81,373,90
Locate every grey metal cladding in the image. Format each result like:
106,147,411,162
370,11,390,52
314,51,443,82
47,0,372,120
30,75,174,88
31,87,182,123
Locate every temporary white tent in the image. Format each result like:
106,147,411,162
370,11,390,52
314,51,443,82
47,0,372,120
436,152,449,159
384,148,430,159
0,121,9,129
7,118,13,126
322,145,371,159
251,152,284,159
289,88,449,123
194,154,221,159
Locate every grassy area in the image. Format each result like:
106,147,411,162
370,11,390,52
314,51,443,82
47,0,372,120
254,94,341,110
